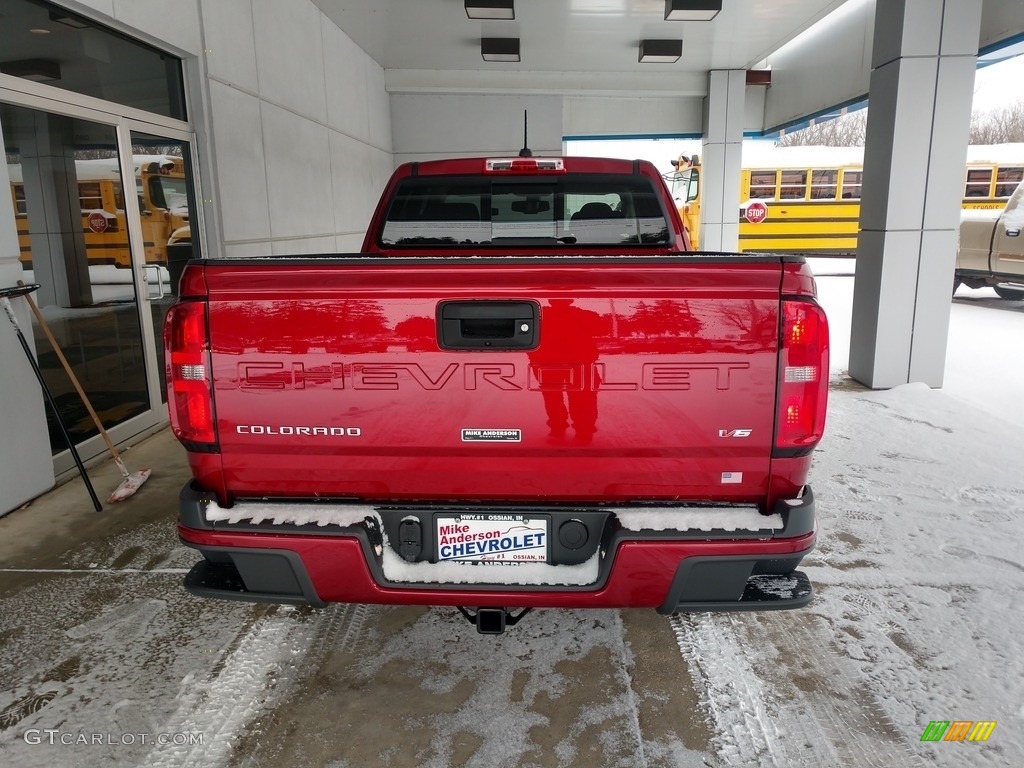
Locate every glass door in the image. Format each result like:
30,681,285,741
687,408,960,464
2,104,198,473
3,105,152,470
123,128,199,406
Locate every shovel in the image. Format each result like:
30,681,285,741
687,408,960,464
17,280,151,502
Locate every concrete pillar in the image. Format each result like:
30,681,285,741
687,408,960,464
849,0,980,388
700,69,745,251
0,115,57,517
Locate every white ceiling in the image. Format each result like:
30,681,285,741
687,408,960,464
312,0,851,96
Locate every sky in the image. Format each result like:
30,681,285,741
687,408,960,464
972,53,1024,114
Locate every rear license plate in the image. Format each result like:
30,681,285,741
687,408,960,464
436,514,548,563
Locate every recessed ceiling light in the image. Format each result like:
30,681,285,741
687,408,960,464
30,28,51,34
664,0,722,22
465,0,515,20
639,39,682,64
481,37,520,62
48,10,90,29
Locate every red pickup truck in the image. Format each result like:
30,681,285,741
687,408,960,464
166,155,828,633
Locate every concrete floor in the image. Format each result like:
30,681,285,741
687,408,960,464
0,428,721,767
0,417,985,768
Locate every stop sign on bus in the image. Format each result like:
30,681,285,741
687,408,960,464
744,201,768,224
88,212,109,233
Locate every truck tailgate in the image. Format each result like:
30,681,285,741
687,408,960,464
202,257,786,504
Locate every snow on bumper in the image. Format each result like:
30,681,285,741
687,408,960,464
176,483,817,613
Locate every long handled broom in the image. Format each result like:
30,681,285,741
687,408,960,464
17,280,151,502
1,283,102,512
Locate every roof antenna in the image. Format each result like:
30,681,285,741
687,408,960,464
518,110,532,157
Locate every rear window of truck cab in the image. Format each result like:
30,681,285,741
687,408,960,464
380,174,671,248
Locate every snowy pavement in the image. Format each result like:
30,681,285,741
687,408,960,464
0,274,1022,767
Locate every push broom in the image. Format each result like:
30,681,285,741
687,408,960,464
1,283,102,511
16,280,151,502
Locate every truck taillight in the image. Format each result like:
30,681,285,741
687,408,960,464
164,300,217,449
774,299,829,456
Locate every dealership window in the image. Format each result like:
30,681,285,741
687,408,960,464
0,0,194,476
0,0,185,120
4,106,152,455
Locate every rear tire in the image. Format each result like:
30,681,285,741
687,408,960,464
993,284,1024,300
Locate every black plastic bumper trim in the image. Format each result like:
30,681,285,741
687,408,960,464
668,571,814,612
657,548,814,614
181,545,327,609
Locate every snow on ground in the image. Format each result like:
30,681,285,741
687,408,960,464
668,273,1024,766
815,262,1024,429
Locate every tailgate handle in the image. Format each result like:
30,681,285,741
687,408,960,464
438,300,538,350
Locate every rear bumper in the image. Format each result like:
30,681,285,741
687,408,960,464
177,484,818,613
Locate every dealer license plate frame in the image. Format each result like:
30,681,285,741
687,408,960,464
435,513,549,564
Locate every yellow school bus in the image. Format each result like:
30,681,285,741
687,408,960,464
11,154,190,269
669,153,702,249
667,144,1024,254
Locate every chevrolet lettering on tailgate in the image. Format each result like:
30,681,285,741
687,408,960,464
233,360,752,392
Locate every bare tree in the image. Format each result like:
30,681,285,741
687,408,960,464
777,99,1024,147
970,102,1024,144
775,110,868,147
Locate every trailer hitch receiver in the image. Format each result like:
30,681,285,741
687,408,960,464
456,606,532,635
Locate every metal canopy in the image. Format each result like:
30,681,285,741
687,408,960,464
312,0,849,97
